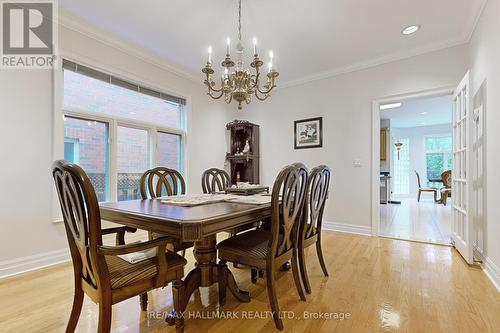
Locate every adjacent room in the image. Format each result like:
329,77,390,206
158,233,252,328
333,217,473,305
1,1,500,332
379,94,453,244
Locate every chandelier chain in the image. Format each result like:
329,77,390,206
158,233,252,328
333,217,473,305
238,0,242,41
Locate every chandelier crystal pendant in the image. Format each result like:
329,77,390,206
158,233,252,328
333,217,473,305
202,0,279,110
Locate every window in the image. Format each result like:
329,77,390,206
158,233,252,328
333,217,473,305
425,135,452,180
393,138,410,195
157,132,182,170
117,127,150,201
62,60,186,202
63,116,110,202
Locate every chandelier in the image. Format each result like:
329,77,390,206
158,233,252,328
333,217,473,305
202,0,279,110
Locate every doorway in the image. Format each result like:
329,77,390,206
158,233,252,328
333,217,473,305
372,88,454,245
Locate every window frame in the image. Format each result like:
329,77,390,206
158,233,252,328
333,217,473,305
424,134,452,181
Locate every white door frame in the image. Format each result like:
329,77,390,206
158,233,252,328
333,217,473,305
371,86,455,236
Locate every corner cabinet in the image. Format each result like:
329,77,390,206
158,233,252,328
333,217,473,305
226,120,260,185
380,128,389,161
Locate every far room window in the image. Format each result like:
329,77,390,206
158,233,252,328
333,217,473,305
62,59,186,202
425,135,452,181
393,137,410,195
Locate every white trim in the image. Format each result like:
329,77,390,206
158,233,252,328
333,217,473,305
323,221,372,236
0,249,70,279
280,41,468,89
371,87,455,237
482,257,500,293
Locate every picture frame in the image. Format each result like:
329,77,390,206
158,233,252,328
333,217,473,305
294,117,323,149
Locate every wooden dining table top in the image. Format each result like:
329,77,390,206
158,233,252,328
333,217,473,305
99,198,271,241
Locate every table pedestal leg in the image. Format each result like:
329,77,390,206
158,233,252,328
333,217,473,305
166,235,250,327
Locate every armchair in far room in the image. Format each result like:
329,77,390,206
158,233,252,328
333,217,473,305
440,170,452,206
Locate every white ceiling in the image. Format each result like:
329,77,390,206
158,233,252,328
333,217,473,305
380,94,452,128
59,0,485,86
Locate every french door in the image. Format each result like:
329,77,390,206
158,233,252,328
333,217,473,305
451,72,473,264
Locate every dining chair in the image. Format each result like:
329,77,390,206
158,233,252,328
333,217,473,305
201,167,231,193
297,165,331,294
201,167,261,273
415,170,438,202
217,163,308,330
52,160,186,333
440,170,452,205
140,167,194,253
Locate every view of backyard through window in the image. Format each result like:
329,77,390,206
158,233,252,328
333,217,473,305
425,136,452,181
62,67,185,202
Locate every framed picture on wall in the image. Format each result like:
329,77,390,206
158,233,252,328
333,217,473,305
294,117,323,149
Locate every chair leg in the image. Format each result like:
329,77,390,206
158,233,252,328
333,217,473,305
172,279,185,333
218,261,228,306
66,284,84,333
266,265,283,330
316,239,329,277
140,292,148,311
291,250,306,301
433,191,437,202
97,296,112,333
442,193,447,206
417,190,421,202
298,243,311,294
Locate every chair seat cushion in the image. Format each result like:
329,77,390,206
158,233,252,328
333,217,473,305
217,230,276,268
105,251,186,289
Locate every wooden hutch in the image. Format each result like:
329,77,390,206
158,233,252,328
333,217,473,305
226,120,260,185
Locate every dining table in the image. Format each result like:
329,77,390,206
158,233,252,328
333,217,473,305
99,196,272,322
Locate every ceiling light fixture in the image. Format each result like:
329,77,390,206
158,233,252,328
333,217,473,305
380,102,402,110
202,0,278,110
421,112,428,115
402,25,420,35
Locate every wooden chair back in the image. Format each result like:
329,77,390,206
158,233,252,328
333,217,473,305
52,160,106,289
301,165,330,240
415,170,422,188
140,167,186,199
269,163,308,259
441,170,452,188
201,168,231,194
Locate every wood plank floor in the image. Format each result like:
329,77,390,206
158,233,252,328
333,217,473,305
1,231,499,333
380,197,452,245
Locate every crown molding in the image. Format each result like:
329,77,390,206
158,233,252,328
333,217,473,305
278,38,468,89
464,0,489,42
58,10,200,84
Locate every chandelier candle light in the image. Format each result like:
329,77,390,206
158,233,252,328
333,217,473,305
202,0,279,110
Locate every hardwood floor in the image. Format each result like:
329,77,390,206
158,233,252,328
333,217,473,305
1,231,499,332
380,197,452,245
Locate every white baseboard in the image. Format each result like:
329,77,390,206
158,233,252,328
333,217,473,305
482,256,500,292
323,221,372,236
0,248,70,279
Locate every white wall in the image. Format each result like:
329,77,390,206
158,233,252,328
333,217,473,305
469,0,500,286
0,23,231,272
392,124,452,197
233,45,468,230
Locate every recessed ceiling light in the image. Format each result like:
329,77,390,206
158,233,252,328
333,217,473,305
421,112,428,115
402,25,420,35
380,102,402,110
